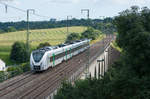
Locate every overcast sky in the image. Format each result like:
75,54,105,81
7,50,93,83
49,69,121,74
0,0,150,22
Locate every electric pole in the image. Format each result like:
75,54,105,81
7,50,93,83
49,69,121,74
81,9,90,78
66,15,72,34
81,9,89,29
26,9,35,55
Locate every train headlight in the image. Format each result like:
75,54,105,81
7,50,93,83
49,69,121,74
40,63,43,66
40,63,44,70
32,62,34,66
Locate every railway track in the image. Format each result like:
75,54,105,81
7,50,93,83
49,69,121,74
18,52,87,99
0,44,88,99
0,71,33,91
0,34,113,99
35,51,88,99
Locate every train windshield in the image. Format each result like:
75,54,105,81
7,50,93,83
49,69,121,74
32,51,45,62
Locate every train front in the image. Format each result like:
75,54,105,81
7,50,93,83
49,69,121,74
30,50,46,71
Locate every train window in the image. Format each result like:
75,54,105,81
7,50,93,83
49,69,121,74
50,51,65,61
33,51,45,62
70,48,71,54
50,56,53,62
49,43,89,62
55,52,64,60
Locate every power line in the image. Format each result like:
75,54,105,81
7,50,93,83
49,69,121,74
32,13,50,18
0,2,26,12
0,2,50,18
81,9,90,78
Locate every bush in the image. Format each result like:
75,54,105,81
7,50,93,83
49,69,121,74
5,26,16,32
0,63,30,81
65,33,81,43
10,42,29,63
0,29,4,33
20,63,30,72
7,66,23,77
37,42,51,49
0,71,6,82
81,27,101,40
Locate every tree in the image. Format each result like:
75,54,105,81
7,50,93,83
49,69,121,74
54,81,74,99
10,42,29,63
37,42,51,49
114,6,150,76
81,27,101,40
55,6,150,99
20,62,30,72
5,26,16,32
0,29,4,33
94,22,116,34
65,33,80,43
108,5,150,98
0,18,114,33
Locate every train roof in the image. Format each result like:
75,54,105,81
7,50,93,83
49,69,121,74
58,44,67,47
33,39,90,53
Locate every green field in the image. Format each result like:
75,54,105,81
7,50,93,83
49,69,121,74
0,26,86,47
0,26,87,65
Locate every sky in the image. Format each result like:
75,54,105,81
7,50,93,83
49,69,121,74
0,0,150,22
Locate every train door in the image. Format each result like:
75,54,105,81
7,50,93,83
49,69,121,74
52,53,55,67
65,49,67,60
70,48,72,58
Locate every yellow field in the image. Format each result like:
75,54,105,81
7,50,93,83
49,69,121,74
0,26,105,65
0,26,87,65
0,26,87,47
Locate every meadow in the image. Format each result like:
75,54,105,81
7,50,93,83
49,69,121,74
0,26,87,65
0,26,86,46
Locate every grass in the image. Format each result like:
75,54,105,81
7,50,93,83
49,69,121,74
90,34,105,45
0,26,87,47
0,26,105,65
0,52,13,65
0,46,13,65
111,41,122,52
0,26,87,65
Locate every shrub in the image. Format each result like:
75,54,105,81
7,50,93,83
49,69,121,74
7,66,23,77
10,42,29,63
65,33,80,43
0,71,6,82
81,27,101,40
20,63,30,72
0,29,4,33
5,26,16,32
37,42,51,49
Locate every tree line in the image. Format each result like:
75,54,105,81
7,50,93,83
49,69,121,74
0,18,115,34
65,27,102,43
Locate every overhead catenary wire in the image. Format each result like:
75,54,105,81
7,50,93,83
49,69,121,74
0,2,26,12
0,1,54,50
0,2,50,18
0,1,85,46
